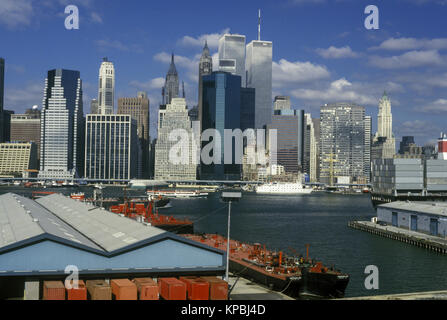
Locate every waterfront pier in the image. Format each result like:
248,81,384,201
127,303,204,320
348,221,447,254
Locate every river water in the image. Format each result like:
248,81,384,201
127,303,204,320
2,186,447,297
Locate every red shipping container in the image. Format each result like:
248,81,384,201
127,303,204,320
43,281,65,300
180,277,209,300
133,278,159,300
66,280,87,300
111,279,137,300
159,278,186,300
200,277,228,300
86,280,112,300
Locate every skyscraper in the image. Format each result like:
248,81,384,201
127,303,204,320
198,41,213,129
85,114,138,180
218,34,246,86
372,92,396,159
163,54,179,105
246,39,273,129
201,72,242,180
154,98,197,181
98,58,115,115
39,69,84,179
90,98,99,114
10,107,41,165
0,58,5,142
118,92,150,178
268,106,305,176
273,96,291,111
304,113,318,182
320,103,369,185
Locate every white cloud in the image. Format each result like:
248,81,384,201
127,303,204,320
369,50,444,69
90,12,102,24
316,46,359,59
272,59,330,87
0,0,33,28
179,28,230,49
4,83,42,111
290,78,377,106
396,120,441,141
95,39,143,53
419,99,447,113
371,37,447,51
129,78,165,91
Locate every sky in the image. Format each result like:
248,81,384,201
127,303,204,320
1,0,447,143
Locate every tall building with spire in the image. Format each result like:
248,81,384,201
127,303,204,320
97,58,115,115
198,41,213,128
246,10,273,129
372,92,396,159
163,54,179,105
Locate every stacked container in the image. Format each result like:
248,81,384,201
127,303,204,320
43,281,65,300
158,278,186,300
200,277,228,300
111,279,138,300
132,278,159,300
66,280,87,300
180,276,209,300
86,280,112,300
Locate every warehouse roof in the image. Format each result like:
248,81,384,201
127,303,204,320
0,193,102,251
36,193,167,253
379,201,447,217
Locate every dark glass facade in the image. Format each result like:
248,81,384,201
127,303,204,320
201,72,243,180
240,87,255,132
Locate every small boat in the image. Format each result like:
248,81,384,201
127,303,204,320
147,189,209,199
70,192,85,201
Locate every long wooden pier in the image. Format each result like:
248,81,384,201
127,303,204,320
348,220,447,254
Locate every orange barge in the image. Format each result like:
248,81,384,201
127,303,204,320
181,233,349,299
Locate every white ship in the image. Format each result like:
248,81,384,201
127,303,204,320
147,189,209,199
255,182,313,195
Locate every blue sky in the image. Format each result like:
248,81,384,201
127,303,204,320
1,0,447,143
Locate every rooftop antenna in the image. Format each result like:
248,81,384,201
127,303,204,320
182,81,185,99
258,9,261,41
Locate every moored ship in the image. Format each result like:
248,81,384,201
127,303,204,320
181,233,349,299
256,182,313,195
109,200,194,233
147,189,209,198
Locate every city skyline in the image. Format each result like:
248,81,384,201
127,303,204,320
0,0,446,144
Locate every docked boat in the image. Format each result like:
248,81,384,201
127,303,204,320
256,182,313,195
70,192,85,201
182,233,349,299
147,189,209,199
109,200,193,233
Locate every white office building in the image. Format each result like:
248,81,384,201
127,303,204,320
98,58,115,115
39,69,84,179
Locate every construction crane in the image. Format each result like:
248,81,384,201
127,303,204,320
322,152,339,186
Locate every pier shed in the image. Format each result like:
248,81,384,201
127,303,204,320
377,201,447,237
0,193,225,298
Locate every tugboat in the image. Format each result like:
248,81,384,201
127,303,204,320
181,233,349,299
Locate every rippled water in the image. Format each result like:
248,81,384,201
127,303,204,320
3,186,447,297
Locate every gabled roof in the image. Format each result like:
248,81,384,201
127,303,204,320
0,193,102,252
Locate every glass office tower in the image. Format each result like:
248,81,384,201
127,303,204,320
246,40,273,129
218,34,246,86
39,69,84,179
201,72,242,180
320,103,369,185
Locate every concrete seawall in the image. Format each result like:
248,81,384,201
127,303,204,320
348,220,447,254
